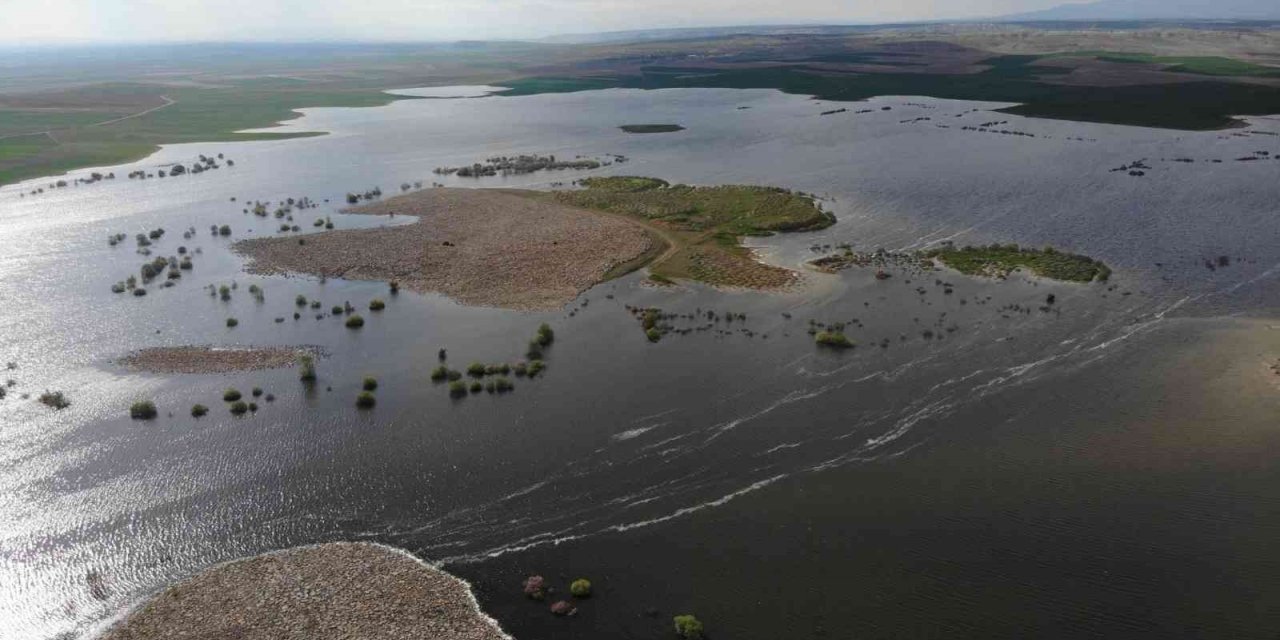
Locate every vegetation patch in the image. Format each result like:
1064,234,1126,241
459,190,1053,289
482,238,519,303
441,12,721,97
130,401,158,420
619,124,685,133
925,244,1110,282
815,330,855,349
39,390,71,410
555,177,832,288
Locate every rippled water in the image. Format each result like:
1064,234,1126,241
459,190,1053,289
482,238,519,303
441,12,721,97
2,87,1279,639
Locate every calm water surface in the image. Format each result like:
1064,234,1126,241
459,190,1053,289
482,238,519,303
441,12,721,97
2,87,1279,639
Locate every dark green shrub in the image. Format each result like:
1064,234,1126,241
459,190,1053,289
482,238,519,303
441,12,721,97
248,402,258,412
362,377,378,391
332,305,344,315
527,360,545,377
251,387,263,397
646,328,662,342
815,331,854,349
39,390,70,410
430,365,449,382
674,615,704,639
226,317,238,327
369,298,386,311
467,363,487,378
513,361,528,377
494,377,513,393
298,354,317,381
535,323,555,347
295,294,307,307
345,314,365,328
470,381,483,393
447,369,462,381
570,579,592,598
130,401,158,420
526,341,543,360
223,388,242,402
229,400,248,415
218,225,231,236
355,391,376,408
448,380,467,397
191,404,208,417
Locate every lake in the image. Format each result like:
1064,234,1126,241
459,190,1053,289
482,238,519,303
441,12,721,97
2,86,1279,639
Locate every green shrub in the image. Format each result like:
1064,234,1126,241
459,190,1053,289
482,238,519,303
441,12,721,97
223,388,242,402
295,294,308,307
248,402,258,412
527,360,545,377
226,317,238,328
467,362,487,378
251,387,263,397
130,401,158,420
447,369,462,381
345,314,365,328
362,377,378,391
570,579,592,598
191,404,208,417
448,380,468,397
218,225,231,236
39,390,70,410
526,341,543,360
470,381,483,393
815,331,854,349
430,365,449,382
369,298,386,311
646,328,662,342
229,400,249,415
513,361,528,377
332,305,344,315
494,376,513,393
674,615,704,639
355,391,376,408
298,354,317,381
535,323,555,347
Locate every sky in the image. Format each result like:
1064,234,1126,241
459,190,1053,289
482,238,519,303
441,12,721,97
0,0,1087,44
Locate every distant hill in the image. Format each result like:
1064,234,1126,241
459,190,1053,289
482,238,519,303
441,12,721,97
1003,0,1280,21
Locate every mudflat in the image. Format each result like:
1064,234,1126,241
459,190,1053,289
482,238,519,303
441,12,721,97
99,542,508,640
234,188,653,311
118,346,312,374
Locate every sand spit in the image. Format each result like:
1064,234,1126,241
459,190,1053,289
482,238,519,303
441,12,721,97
235,188,654,311
119,346,314,374
99,542,510,640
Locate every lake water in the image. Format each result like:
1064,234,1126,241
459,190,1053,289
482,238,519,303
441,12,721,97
2,86,1280,639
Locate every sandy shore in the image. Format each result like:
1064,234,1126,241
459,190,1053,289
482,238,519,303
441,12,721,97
234,188,654,310
119,346,313,374
99,542,509,640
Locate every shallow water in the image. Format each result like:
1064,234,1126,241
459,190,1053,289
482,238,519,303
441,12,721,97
1,87,1279,639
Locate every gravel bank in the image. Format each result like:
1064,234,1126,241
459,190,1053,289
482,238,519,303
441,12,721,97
99,542,510,640
234,188,653,310
119,346,314,374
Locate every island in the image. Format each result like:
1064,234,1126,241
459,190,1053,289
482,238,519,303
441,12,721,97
619,124,686,133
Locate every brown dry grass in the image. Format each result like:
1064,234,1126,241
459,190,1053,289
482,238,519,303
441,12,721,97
235,188,652,311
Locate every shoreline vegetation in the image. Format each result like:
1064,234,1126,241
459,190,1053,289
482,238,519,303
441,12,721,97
812,244,1110,283
550,176,835,288
118,346,319,374
234,188,654,310
99,542,509,640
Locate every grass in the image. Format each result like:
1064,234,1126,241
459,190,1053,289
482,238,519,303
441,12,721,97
924,244,1110,283
39,390,70,410
553,177,832,287
130,401,158,420
815,331,855,349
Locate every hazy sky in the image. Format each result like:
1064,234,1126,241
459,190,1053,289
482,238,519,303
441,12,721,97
1,0,1085,43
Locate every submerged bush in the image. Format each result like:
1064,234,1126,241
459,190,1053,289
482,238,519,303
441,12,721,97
448,380,468,397
467,363,487,378
526,341,543,360
362,377,378,391
470,381,483,393
252,387,263,397
570,578,592,598
229,400,248,415
226,317,238,327
814,331,854,349
527,360,545,377
295,294,307,307
430,365,449,382
223,388,242,402
39,390,70,410
191,404,208,417
355,391,376,409
369,298,386,311
298,353,317,382
534,323,555,347
345,314,365,328
130,401,158,420
494,376,513,393
674,615,704,640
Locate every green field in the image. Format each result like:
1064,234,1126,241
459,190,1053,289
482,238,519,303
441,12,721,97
1058,51,1280,76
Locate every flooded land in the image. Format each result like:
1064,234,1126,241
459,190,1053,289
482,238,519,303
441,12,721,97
2,84,1280,640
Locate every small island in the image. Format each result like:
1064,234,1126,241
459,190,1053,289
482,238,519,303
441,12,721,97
119,346,318,374
812,244,1110,283
100,542,509,640
619,124,685,133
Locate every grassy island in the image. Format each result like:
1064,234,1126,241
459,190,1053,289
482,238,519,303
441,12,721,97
554,177,834,288
925,244,1110,283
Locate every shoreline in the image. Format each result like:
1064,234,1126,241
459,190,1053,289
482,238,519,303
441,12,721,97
98,542,511,640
